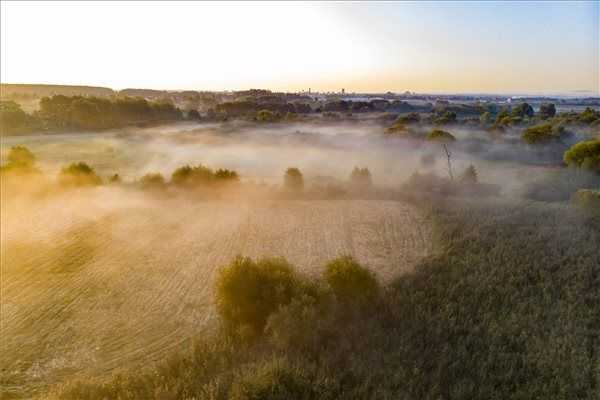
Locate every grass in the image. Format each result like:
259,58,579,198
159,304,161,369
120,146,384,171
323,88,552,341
49,197,600,400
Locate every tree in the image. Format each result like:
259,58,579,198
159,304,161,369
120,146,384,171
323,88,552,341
539,103,556,119
563,138,600,173
511,102,534,118
0,101,29,134
323,256,379,306
522,123,567,144
460,164,478,184
426,129,456,143
434,110,457,125
171,164,214,186
139,173,166,189
284,168,304,192
59,162,102,186
215,256,299,338
350,167,373,188
7,146,36,168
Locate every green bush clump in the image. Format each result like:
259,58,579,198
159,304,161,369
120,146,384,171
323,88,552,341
563,138,600,172
323,256,379,305
171,164,239,187
58,162,102,186
0,146,40,175
215,256,301,339
426,129,456,142
522,123,567,144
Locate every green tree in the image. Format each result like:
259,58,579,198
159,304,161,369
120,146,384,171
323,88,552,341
323,256,379,306
539,103,556,119
59,162,102,186
426,129,456,142
563,138,600,172
215,256,300,338
511,102,534,118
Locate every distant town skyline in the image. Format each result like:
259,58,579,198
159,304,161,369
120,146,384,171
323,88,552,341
1,1,598,95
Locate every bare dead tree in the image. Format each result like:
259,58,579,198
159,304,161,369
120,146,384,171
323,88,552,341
443,144,454,180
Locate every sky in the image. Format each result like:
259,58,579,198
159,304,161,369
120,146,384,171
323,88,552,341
1,1,598,94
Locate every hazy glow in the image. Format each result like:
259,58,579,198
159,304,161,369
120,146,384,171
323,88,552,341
1,1,598,94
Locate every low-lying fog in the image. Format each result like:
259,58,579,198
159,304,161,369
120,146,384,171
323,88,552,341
1,119,597,196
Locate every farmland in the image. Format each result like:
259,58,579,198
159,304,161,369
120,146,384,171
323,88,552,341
0,187,433,397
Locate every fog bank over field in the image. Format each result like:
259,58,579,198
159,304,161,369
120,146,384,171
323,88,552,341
4,119,594,196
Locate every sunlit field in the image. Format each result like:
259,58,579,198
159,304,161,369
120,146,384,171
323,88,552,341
2,1,600,399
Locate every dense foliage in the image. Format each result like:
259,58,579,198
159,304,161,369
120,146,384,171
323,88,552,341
563,138,600,172
426,129,456,142
1,95,183,134
58,162,102,186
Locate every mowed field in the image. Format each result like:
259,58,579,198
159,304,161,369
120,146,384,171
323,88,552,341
0,188,433,397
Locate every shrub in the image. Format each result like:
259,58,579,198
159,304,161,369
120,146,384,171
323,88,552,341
522,123,566,144
395,112,420,125
215,256,301,338
426,129,456,142
139,173,166,189
323,256,379,305
539,103,556,119
215,168,240,182
256,109,281,123
284,168,304,192
434,110,457,125
58,162,102,186
265,282,333,352
0,146,40,175
349,167,372,188
171,164,214,186
230,360,316,400
563,138,600,173
511,102,534,118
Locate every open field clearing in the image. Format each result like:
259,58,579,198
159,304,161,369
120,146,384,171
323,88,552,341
0,189,433,397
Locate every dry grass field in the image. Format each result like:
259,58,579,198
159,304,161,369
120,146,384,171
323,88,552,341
0,188,433,397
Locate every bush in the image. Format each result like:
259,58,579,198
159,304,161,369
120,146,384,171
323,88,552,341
426,129,456,142
323,256,379,305
215,256,301,339
0,146,40,175
171,164,239,188
349,167,372,188
522,123,567,144
539,103,556,119
284,168,304,192
256,109,281,122
563,138,600,173
139,172,166,189
265,282,333,352
58,162,102,186
395,112,420,125
230,361,316,400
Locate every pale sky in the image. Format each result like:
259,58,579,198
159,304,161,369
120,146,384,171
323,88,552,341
1,1,598,94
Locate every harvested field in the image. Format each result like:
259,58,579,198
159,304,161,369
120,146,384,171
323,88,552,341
0,188,433,397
